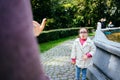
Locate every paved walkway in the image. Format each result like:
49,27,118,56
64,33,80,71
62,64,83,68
41,40,75,80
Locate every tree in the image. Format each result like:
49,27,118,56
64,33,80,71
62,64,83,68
31,0,120,30
31,0,51,22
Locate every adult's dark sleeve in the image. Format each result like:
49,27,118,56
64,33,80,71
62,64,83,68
0,0,49,80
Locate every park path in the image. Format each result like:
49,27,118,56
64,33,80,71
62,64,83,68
41,39,75,80
40,37,94,80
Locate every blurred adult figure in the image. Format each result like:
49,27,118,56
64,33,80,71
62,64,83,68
101,18,106,29
108,21,114,28
97,19,102,30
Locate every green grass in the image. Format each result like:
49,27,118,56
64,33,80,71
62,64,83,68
89,32,95,36
39,32,95,53
39,36,76,53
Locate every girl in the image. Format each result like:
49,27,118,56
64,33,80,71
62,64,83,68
71,28,96,80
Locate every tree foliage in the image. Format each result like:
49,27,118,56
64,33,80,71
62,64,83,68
31,0,120,30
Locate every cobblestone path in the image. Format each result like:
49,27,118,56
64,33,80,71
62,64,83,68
41,40,76,80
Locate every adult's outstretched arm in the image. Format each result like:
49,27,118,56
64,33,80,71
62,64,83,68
0,0,49,80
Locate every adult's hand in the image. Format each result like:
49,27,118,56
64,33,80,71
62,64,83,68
33,18,47,37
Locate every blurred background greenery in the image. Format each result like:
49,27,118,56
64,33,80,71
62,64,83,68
31,0,120,30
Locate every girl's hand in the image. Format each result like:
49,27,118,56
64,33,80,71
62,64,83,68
71,58,76,65
82,55,88,61
71,61,76,65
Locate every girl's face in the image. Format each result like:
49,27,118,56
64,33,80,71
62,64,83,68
79,28,88,39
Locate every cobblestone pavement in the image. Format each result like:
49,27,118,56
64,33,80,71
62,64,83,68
41,40,76,80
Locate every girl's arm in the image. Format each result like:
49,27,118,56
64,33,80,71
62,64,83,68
86,41,96,58
71,41,76,64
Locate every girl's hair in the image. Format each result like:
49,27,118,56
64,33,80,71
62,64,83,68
78,27,88,34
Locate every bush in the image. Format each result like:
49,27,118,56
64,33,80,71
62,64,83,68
37,27,93,43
